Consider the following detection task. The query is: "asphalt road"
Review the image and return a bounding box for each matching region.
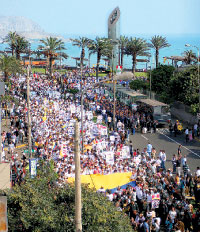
[129,129,200,174]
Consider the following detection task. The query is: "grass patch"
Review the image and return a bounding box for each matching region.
[31,68,67,75]
[135,72,147,78]
[31,68,46,74]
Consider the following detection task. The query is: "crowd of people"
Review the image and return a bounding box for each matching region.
[1,70,200,231]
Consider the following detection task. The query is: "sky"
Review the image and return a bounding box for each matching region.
[0,0,200,37]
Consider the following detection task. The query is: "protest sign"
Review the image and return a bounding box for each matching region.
[29,159,37,178]
[105,151,114,165]
[151,193,160,209]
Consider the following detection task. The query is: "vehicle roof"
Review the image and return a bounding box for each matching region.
[119,89,146,97]
[137,98,168,107]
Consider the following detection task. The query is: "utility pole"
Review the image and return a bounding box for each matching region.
[27,66,32,158]
[112,48,116,130]
[74,121,82,232]
[113,78,116,130]
[80,59,84,154]
[0,82,5,163]
[0,102,2,163]
[59,44,62,69]
[149,66,152,99]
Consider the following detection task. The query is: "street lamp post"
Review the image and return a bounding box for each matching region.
[149,66,152,99]
[185,44,200,113]
[108,39,119,130]
[27,66,32,158]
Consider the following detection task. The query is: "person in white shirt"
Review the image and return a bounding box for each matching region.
[156,157,161,172]
[196,167,200,177]
[160,150,166,170]
[185,127,189,143]
[194,123,198,137]
[169,206,177,223]
[152,218,160,232]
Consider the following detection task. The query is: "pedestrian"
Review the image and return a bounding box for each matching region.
[169,120,173,136]
[176,155,182,176]
[160,150,166,171]
[185,127,189,143]
[193,123,198,137]
[172,154,177,174]
[177,145,182,156]
[174,122,178,137]
[147,142,152,158]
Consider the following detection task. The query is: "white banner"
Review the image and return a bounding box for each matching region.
[105,151,114,165]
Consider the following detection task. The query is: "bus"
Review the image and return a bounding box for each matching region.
[104,83,147,105]
[136,98,171,126]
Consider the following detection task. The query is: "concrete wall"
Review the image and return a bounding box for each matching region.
[0,163,11,190]
[171,101,198,125]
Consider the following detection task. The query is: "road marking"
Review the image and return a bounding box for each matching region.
[158,131,200,158]
[141,135,149,141]
[16,144,27,149]
[4,144,27,151]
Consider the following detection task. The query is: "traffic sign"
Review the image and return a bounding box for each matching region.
[116,65,122,75]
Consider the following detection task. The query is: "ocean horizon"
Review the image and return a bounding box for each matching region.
[1,33,200,69]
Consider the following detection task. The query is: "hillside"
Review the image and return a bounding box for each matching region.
[0,16,53,39]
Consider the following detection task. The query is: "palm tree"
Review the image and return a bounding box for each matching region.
[125,37,150,74]
[119,35,128,67]
[0,55,23,82]
[88,37,113,80]
[3,31,18,56]
[71,37,91,69]
[15,36,29,60]
[39,37,67,77]
[88,50,95,69]
[183,50,197,64]
[149,35,170,68]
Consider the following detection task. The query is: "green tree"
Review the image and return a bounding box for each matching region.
[3,31,18,56]
[5,161,133,232]
[39,37,67,77]
[151,65,175,96]
[183,50,197,64]
[71,37,91,69]
[88,37,113,80]
[169,67,199,113]
[125,37,150,75]
[119,35,128,67]
[148,35,170,68]
[15,35,29,60]
[129,79,148,91]
[0,55,23,82]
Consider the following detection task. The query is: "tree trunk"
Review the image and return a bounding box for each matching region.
[49,56,53,77]
[11,46,15,57]
[96,51,101,81]
[4,71,8,82]
[81,48,85,68]
[156,49,159,68]
[132,53,137,76]
[88,53,91,69]
[118,46,121,66]
[121,49,124,68]
[16,50,20,60]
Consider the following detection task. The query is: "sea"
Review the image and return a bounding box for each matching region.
[0,33,200,69]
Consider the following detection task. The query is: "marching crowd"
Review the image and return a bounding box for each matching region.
[1,70,200,231]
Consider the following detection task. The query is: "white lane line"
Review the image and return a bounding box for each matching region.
[141,135,149,141]
[158,131,200,158]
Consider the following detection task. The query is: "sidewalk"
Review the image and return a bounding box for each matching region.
[2,118,28,160]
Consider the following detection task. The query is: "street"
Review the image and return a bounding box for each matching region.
[130,129,200,173]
